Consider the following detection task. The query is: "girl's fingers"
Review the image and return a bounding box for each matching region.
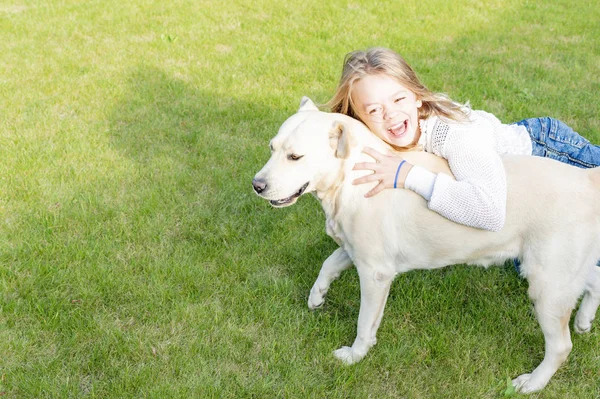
[365,182,386,198]
[353,148,404,196]
[362,147,386,160]
[352,174,378,185]
[352,162,379,171]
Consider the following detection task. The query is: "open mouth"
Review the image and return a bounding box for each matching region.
[269,182,309,207]
[388,120,408,137]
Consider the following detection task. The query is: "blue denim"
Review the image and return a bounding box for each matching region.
[515,117,600,168]
[511,117,600,272]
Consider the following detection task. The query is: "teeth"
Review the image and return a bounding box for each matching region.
[388,121,406,135]
[270,182,309,207]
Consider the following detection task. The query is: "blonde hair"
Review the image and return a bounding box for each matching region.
[327,47,470,124]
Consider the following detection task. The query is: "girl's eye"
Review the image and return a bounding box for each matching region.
[368,107,382,115]
[394,97,405,103]
[288,154,303,161]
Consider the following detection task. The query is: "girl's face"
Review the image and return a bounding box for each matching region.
[351,74,422,148]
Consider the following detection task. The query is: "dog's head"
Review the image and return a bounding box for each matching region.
[252,97,355,207]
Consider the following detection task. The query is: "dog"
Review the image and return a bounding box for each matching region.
[252,97,600,393]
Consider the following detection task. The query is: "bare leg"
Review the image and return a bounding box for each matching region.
[308,247,353,310]
[333,267,394,364]
[575,265,600,333]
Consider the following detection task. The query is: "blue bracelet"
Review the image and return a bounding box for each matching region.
[393,160,406,189]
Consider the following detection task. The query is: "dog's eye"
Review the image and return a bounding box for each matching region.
[288,154,303,161]
[269,143,274,152]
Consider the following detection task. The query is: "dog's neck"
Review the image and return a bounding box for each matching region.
[311,114,401,245]
[313,160,346,215]
[313,152,368,245]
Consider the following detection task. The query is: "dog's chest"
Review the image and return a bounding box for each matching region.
[325,218,346,246]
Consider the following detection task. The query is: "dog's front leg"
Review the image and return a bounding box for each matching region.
[308,247,353,309]
[334,266,394,365]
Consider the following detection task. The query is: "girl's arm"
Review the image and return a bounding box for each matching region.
[406,120,506,231]
[353,117,507,232]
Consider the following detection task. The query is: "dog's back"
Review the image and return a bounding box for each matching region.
[335,121,600,272]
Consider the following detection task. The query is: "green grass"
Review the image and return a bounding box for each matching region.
[1,0,599,397]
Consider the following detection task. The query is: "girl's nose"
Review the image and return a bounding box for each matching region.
[383,107,398,120]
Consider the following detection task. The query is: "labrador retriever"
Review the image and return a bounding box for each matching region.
[252,97,600,393]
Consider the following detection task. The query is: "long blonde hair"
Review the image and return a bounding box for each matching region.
[327,47,469,124]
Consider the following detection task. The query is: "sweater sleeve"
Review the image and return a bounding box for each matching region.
[424,118,507,231]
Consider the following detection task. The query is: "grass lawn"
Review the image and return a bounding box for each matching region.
[1,0,599,397]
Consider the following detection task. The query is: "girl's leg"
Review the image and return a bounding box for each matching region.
[514,117,600,168]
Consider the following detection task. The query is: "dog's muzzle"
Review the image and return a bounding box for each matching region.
[252,179,309,207]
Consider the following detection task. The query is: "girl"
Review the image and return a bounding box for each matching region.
[328,47,600,232]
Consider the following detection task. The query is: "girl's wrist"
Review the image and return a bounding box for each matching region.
[394,162,413,188]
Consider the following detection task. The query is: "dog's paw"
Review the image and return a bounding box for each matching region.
[574,313,594,334]
[307,286,326,310]
[512,373,547,394]
[574,319,592,334]
[333,346,362,365]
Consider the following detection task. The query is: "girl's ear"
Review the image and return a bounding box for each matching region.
[416,99,423,108]
[299,96,319,112]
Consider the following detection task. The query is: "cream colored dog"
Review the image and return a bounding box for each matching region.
[252,97,600,393]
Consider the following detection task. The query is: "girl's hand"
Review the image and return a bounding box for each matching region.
[352,147,413,197]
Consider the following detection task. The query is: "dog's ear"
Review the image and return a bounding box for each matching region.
[298,96,319,112]
[329,122,354,159]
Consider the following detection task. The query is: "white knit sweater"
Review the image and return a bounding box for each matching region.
[404,109,532,231]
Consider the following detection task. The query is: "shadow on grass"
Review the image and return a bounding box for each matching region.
[106,66,337,295]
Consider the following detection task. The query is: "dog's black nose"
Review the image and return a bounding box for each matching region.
[252,178,267,194]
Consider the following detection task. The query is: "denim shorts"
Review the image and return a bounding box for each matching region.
[514,117,600,168]
[511,117,600,271]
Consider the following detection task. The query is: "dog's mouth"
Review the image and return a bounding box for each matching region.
[269,182,309,207]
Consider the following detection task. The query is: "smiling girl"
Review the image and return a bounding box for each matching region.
[328,47,600,231]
